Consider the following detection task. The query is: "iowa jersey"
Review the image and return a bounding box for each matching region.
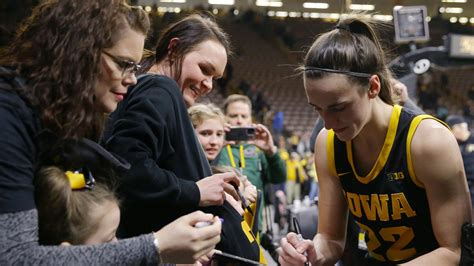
[203,201,268,265]
[327,105,443,263]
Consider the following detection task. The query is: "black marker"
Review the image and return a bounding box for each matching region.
[292,217,309,266]
[232,182,254,215]
[232,167,254,215]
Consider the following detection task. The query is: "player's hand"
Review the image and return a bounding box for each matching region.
[278,232,316,265]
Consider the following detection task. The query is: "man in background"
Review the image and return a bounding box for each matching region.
[218,94,286,233]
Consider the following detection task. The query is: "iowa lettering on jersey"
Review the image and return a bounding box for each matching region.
[344,191,419,262]
[344,191,416,221]
[356,221,417,262]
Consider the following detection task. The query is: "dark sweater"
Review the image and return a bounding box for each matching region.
[0,74,39,213]
[103,74,206,235]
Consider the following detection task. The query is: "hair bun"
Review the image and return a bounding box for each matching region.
[347,20,370,35]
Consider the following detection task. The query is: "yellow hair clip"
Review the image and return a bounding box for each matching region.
[65,171,86,190]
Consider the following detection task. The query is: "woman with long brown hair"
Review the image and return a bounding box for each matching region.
[102,13,274,262]
[0,1,221,264]
[104,13,238,236]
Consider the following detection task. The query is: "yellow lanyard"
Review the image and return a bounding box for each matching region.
[226,144,245,169]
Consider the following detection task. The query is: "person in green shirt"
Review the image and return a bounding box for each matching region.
[217,94,287,232]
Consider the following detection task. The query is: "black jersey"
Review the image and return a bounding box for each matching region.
[327,105,443,263]
[203,202,267,265]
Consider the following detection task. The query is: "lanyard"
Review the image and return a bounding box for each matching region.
[226,144,245,170]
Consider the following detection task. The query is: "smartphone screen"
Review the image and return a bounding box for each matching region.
[225,127,256,141]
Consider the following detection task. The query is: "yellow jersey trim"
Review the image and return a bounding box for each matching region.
[259,246,268,265]
[347,105,402,184]
[406,114,448,188]
[327,130,338,177]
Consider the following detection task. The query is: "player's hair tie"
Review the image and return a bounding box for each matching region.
[334,24,351,32]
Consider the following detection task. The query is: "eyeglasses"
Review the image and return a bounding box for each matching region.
[102,50,141,77]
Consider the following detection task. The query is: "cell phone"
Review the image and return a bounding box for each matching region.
[211,251,263,265]
[225,127,256,141]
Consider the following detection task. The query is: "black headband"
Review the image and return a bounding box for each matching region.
[304,67,372,78]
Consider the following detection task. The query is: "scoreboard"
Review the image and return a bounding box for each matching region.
[393,6,430,43]
[449,34,474,59]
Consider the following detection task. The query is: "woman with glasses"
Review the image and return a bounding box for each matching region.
[277,15,471,265]
[0,0,221,264]
[102,13,268,262]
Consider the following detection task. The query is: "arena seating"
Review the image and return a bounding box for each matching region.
[168,11,474,132]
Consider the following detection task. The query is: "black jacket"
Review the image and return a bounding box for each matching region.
[103,74,262,262]
[103,75,206,235]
